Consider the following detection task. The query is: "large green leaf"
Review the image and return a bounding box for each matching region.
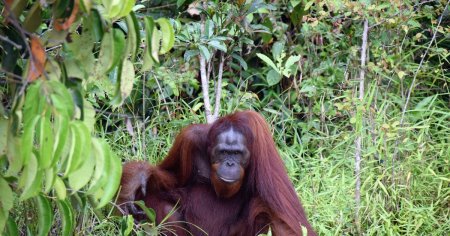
[124,12,140,61]
[68,149,95,192]
[87,138,109,194]
[256,53,278,71]
[156,18,175,54]
[38,115,54,169]
[54,176,67,200]
[96,150,122,208]
[144,17,159,63]
[19,153,41,200]
[266,69,282,86]
[208,40,227,53]
[119,59,135,101]
[96,31,115,74]
[23,1,42,32]
[57,199,74,236]
[0,176,14,213]
[35,195,53,236]
[199,45,211,61]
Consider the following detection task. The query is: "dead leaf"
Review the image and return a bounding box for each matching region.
[53,0,79,31]
[187,1,201,16]
[27,35,46,82]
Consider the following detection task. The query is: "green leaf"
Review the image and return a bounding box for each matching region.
[23,1,42,32]
[142,45,154,71]
[43,167,56,193]
[256,53,278,71]
[65,121,91,176]
[52,114,69,166]
[5,137,22,177]
[124,12,140,60]
[119,59,135,102]
[184,50,199,62]
[0,118,8,156]
[54,176,67,200]
[156,18,175,54]
[0,176,14,212]
[135,201,156,223]
[121,215,134,236]
[49,80,75,118]
[38,115,54,169]
[111,29,127,71]
[414,96,434,110]
[272,41,284,60]
[285,55,301,69]
[5,218,19,236]
[144,17,160,63]
[21,115,40,166]
[207,40,227,52]
[36,195,53,236]
[68,147,95,192]
[117,0,136,19]
[23,80,45,125]
[283,55,301,77]
[198,45,211,61]
[57,199,74,236]
[205,19,214,38]
[96,31,114,74]
[266,69,282,86]
[87,138,109,194]
[19,153,41,200]
[0,210,5,234]
[96,150,122,208]
[231,54,248,70]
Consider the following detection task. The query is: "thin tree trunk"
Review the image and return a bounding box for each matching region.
[355,19,369,234]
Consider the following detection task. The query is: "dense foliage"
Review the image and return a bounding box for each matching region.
[0,0,449,235]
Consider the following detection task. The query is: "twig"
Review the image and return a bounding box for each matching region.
[0,68,24,83]
[213,52,225,119]
[0,34,22,49]
[354,18,369,234]
[152,73,171,120]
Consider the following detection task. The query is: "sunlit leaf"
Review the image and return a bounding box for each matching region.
[87,138,109,194]
[119,59,135,101]
[54,176,67,200]
[96,150,122,208]
[156,18,175,54]
[43,167,56,193]
[117,0,136,19]
[256,53,278,71]
[68,149,95,192]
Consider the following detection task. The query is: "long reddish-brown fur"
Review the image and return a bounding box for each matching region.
[118,110,316,235]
